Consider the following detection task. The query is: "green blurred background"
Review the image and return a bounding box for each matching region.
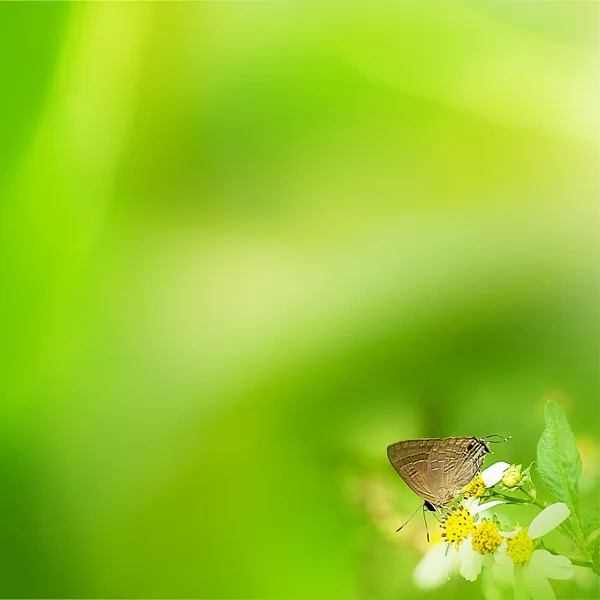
[0,1,598,598]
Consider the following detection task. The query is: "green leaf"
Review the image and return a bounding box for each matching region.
[584,508,600,549]
[536,400,585,548]
[590,544,600,577]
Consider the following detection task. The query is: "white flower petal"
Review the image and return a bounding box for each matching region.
[482,461,510,487]
[528,503,570,539]
[482,564,508,600]
[491,552,515,585]
[523,563,556,600]
[447,543,461,577]
[514,567,531,600]
[530,550,574,581]
[459,537,484,582]
[489,566,514,589]
[462,496,479,512]
[471,500,504,516]
[413,543,452,589]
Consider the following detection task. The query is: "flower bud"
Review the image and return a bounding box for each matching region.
[502,464,523,488]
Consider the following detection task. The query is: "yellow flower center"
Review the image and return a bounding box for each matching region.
[506,528,534,565]
[463,474,485,498]
[502,465,522,488]
[471,519,503,554]
[441,506,475,545]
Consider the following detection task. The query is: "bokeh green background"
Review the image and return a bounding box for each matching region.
[0,1,598,598]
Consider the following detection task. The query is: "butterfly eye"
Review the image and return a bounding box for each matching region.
[466,442,475,452]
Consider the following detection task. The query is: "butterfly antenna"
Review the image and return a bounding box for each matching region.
[396,504,424,533]
[485,434,512,443]
[422,504,430,543]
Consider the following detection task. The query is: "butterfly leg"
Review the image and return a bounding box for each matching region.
[433,504,452,522]
[421,504,430,543]
[431,510,443,524]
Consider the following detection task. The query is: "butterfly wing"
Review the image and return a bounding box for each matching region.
[387,439,440,506]
[388,436,490,508]
[447,436,488,489]
[426,437,489,504]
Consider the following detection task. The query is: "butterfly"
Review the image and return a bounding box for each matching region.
[387,436,492,514]
[387,434,513,538]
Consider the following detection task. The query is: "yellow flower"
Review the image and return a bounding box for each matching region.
[442,506,475,545]
[464,474,485,498]
[421,498,505,584]
[471,519,503,555]
[506,528,534,566]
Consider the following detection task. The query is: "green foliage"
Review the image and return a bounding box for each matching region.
[590,547,600,577]
[536,400,598,572]
[519,463,536,494]
[584,507,600,546]
[537,402,583,542]
[584,508,600,575]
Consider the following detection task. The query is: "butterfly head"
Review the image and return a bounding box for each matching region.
[463,436,491,455]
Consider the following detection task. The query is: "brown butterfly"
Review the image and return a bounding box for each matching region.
[387,436,491,514]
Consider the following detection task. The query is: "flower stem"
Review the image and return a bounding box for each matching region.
[490,491,543,508]
[516,487,546,509]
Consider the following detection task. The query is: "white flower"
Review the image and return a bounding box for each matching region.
[482,461,510,487]
[491,503,574,600]
[462,496,505,516]
[413,540,459,589]
[458,537,486,581]
[456,498,505,582]
[415,496,507,587]
[413,462,510,589]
